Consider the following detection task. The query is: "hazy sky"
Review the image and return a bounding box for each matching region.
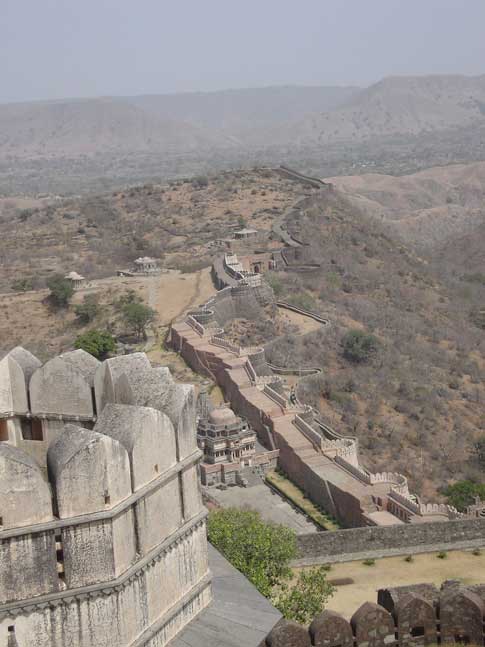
[2,0,485,103]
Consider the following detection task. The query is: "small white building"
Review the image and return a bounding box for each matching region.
[133,257,160,274]
[64,271,87,289]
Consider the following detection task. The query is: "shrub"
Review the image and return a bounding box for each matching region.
[342,329,380,363]
[11,278,33,292]
[207,508,297,598]
[75,329,116,359]
[46,274,74,309]
[437,551,447,559]
[74,294,100,324]
[443,480,485,512]
[273,566,335,625]
[472,548,481,556]
[404,555,414,563]
[362,558,376,566]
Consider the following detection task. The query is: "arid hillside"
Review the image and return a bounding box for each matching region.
[325,161,485,248]
[290,74,485,146]
[261,185,485,499]
[0,168,308,292]
[1,167,484,497]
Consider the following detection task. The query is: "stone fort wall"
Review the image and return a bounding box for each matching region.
[264,581,485,647]
[295,517,485,564]
[0,348,210,647]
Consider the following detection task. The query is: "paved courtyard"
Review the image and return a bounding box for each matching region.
[206,481,318,534]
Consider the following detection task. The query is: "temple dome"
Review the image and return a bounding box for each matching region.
[208,407,238,426]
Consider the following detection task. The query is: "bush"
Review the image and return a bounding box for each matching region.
[437,551,447,559]
[273,566,335,625]
[207,508,297,599]
[442,480,485,512]
[46,274,74,309]
[362,558,376,566]
[342,329,380,363]
[75,329,116,359]
[404,555,414,563]
[11,278,33,292]
[74,294,100,324]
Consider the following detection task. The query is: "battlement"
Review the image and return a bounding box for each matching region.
[0,347,210,647]
[264,581,485,647]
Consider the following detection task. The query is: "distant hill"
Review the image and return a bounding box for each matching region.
[0,98,234,157]
[287,74,485,145]
[0,86,357,158]
[2,75,485,194]
[325,161,485,249]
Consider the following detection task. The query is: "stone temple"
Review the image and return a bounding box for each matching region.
[0,347,210,646]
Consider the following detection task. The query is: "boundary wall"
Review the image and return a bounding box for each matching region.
[170,284,467,530]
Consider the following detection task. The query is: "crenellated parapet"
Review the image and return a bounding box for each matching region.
[264,581,485,647]
[0,347,210,647]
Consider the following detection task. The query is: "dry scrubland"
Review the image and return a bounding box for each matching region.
[0,269,215,364]
[0,168,303,292]
[1,166,484,498]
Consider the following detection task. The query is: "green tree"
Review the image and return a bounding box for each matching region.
[75,294,100,324]
[75,329,116,359]
[443,480,485,512]
[273,566,335,625]
[207,508,297,598]
[122,302,156,340]
[341,329,379,363]
[46,274,74,308]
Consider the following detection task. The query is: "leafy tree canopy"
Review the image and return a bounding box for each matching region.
[75,329,116,360]
[341,329,380,363]
[207,508,334,621]
[121,302,156,340]
[443,480,485,512]
[208,508,296,598]
[46,274,74,309]
[273,565,335,625]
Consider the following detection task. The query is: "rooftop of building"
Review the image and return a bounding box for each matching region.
[134,256,158,264]
[64,271,85,280]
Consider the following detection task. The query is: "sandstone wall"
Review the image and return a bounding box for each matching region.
[296,516,485,564]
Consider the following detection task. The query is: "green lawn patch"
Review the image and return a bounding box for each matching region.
[266,470,340,531]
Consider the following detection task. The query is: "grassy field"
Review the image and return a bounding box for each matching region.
[295,549,485,619]
[265,470,340,531]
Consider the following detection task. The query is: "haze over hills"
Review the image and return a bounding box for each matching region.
[289,74,485,145]
[1,74,485,194]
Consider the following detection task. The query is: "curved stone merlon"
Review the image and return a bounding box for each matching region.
[30,357,95,418]
[0,444,53,528]
[48,425,132,519]
[0,348,211,645]
[0,355,29,414]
